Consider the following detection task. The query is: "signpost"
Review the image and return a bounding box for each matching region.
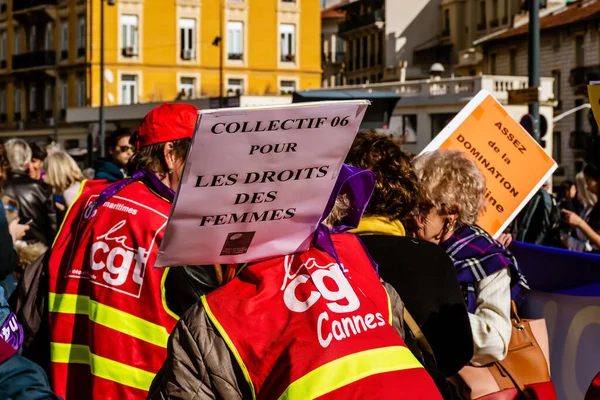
[508,87,539,105]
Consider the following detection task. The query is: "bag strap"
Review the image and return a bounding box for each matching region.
[494,301,534,400]
[403,308,436,362]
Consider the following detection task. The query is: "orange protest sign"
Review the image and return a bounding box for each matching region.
[421,90,557,238]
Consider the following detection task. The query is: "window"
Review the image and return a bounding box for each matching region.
[403,115,418,143]
[29,26,37,52]
[29,85,36,114]
[227,21,243,60]
[0,32,6,62]
[76,75,85,107]
[14,86,22,116]
[179,18,196,60]
[61,20,68,52]
[280,80,296,94]
[280,24,295,62]
[14,28,21,55]
[61,79,68,110]
[490,53,497,75]
[0,88,6,119]
[443,9,450,36]
[361,36,367,68]
[478,1,486,28]
[179,77,196,98]
[552,70,561,107]
[45,23,53,50]
[121,15,139,55]
[44,83,52,111]
[78,15,85,50]
[509,49,516,75]
[227,78,243,95]
[120,75,138,105]
[492,0,498,20]
[575,35,585,67]
[553,131,562,164]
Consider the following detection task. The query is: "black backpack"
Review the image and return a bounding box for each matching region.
[516,190,562,247]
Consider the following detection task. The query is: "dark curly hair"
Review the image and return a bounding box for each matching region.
[345,131,427,221]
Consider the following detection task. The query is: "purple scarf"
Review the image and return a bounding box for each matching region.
[87,169,174,219]
[440,224,529,313]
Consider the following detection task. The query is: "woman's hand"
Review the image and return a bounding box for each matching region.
[497,233,513,248]
[562,209,585,228]
[8,219,29,244]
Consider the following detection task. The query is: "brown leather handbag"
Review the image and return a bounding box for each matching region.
[454,302,557,400]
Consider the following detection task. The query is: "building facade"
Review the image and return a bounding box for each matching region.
[477,0,600,181]
[321,3,346,87]
[1,0,321,144]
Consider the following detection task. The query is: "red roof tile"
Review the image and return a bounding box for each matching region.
[481,0,600,43]
[322,1,348,19]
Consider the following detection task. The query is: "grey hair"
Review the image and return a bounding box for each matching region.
[323,194,351,228]
[4,138,32,172]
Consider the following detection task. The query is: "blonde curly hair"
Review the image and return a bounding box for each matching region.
[413,150,486,227]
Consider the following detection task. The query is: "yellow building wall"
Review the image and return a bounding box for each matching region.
[88,0,321,107]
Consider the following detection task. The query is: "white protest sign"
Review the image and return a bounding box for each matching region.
[155,100,369,267]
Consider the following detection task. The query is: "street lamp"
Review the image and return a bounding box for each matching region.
[212,0,224,108]
[99,0,115,158]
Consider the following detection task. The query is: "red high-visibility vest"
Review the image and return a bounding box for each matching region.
[48,179,178,399]
[204,233,442,399]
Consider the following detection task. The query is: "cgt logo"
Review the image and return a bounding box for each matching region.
[88,220,150,297]
[281,256,360,314]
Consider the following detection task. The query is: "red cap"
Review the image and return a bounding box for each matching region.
[134,103,198,149]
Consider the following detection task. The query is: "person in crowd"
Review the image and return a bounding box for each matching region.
[94,128,133,181]
[47,103,221,399]
[412,150,529,366]
[344,132,473,391]
[576,170,597,214]
[563,163,600,252]
[43,151,84,208]
[148,164,442,400]
[557,180,581,214]
[0,286,59,400]
[2,139,56,246]
[28,143,46,182]
[0,143,8,187]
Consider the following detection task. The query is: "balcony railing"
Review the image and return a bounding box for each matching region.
[490,18,499,28]
[14,0,58,12]
[477,22,486,31]
[502,16,509,25]
[12,50,56,70]
[441,28,450,37]
[306,75,555,106]
[339,9,384,35]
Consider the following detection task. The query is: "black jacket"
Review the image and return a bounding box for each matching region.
[0,206,17,281]
[359,235,474,377]
[2,171,56,246]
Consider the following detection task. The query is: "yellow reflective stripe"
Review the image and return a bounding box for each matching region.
[50,343,155,391]
[48,293,169,348]
[279,346,422,400]
[201,296,257,400]
[386,290,393,325]
[52,179,88,248]
[160,267,180,321]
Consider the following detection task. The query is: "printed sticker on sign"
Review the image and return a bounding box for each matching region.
[281,255,386,348]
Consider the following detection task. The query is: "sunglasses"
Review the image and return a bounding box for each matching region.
[117,145,135,153]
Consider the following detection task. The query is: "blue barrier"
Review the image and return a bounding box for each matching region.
[510,241,600,399]
[510,241,600,295]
